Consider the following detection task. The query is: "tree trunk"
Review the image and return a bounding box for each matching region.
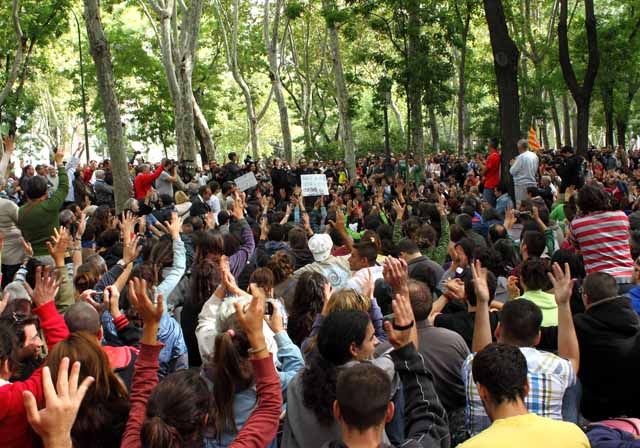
[323,0,356,176]
[0,0,25,109]
[562,92,572,147]
[407,0,424,165]
[549,90,562,148]
[83,0,131,212]
[558,0,599,156]
[602,83,614,148]
[428,106,439,151]
[616,119,627,149]
[264,0,293,163]
[483,0,521,194]
[193,96,216,162]
[389,94,404,138]
[457,9,471,155]
[541,118,550,149]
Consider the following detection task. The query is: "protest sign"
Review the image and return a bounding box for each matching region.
[234,172,258,192]
[301,174,329,196]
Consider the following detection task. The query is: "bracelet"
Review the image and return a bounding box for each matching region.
[248,345,268,355]
[392,320,415,331]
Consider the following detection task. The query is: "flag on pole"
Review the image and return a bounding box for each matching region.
[528,127,541,152]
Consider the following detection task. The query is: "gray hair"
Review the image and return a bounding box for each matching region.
[95,169,105,180]
[59,209,75,227]
[517,139,529,150]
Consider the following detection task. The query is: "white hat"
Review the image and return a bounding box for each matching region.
[308,233,333,262]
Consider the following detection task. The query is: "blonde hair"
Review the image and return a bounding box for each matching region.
[326,289,370,314]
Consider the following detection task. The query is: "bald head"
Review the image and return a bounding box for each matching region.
[64,302,101,335]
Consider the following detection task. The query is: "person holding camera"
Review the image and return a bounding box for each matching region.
[156,159,178,198]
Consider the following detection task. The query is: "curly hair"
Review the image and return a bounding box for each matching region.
[287,272,327,347]
[266,250,294,284]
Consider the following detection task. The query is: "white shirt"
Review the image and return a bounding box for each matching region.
[509,150,539,185]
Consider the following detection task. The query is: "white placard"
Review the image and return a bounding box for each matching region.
[301,174,329,196]
[234,172,258,192]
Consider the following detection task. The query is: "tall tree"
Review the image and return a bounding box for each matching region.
[483,0,520,191]
[214,0,272,160]
[454,0,473,155]
[0,0,25,110]
[558,0,599,155]
[264,0,293,162]
[322,0,356,175]
[141,0,205,166]
[83,0,130,212]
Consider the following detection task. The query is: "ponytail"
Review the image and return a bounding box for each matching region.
[302,352,339,426]
[142,416,183,448]
[210,324,253,437]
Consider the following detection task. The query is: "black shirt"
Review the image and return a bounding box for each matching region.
[434,310,500,350]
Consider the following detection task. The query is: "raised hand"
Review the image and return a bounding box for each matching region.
[392,200,405,221]
[264,300,284,334]
[22,357,94,447]
[204,211,215,230]
[235,284,269,359]
[507,275,521,299]
[75,212,87,240]
[122,235,141,265]
[54,147,65,166]
[24,266,59,308]
[128,278,163,345]
[164,212,183,241]
[548,262,574,306]
[230,196,245,221]
[504,207,516,230]
[102,285,122,319]
[383,256,409,297]
[20,238,33,258]
[46,227,71,265]
[384,291,418,350]
[470,260,491,304]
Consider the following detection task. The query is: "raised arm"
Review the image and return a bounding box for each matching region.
[548,262,580,374]
[229,286,282,448]
[470,260,493,353]
[384,276,449,447]
[121,278,165,448]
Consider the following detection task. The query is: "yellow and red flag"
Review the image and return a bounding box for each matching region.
[528,127,541,152]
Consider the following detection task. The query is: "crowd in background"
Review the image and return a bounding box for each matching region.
[0,133,639,448]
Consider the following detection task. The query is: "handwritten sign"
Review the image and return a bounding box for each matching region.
[234,172,258,192]
[301,174,329,197]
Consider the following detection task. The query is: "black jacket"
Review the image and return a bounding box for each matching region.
[190,196,211,217]
[322,344,451,448]
[539,296,640,420]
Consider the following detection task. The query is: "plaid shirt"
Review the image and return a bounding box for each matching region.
[463,347,576,436]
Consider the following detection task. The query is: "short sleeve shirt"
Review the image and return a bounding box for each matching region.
[463,347,576,436]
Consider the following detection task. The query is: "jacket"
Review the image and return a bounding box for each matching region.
[318,344,450,448]
[203,331,305,448]
[0,301,70,448]
[94,179,115,207]
[18,167,69,256]
[538,296,640,421]
[134,164,163,200]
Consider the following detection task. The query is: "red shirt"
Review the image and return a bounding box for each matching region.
[483,150,501,189]
[133,164,164,200]
[0,301,70,448]
[82,167,94,183]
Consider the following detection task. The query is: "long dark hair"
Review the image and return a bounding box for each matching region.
[287,272,327,346]
[187,231,225,309]
[301,311,369,426]
[207,316,253,438]
[47,332,130,448]
[142,370,211,448]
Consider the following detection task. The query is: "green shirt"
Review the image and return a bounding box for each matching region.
[18,167,69,256]
[517,290,558,327]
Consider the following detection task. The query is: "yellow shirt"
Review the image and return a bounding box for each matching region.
[458,413,589,448]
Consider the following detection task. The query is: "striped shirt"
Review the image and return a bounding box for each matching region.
[463,347,575,436]
[569,211,634,283]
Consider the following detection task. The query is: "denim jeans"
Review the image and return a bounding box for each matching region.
[562,380,582,424]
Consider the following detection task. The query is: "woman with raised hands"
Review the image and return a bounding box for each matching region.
[202,284,304,447]
[0,266,69,448]
[122,278,283,448]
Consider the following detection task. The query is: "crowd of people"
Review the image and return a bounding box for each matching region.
[0,132,639,448]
